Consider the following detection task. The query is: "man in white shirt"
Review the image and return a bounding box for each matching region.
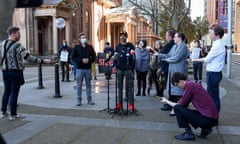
[192,25,225,112]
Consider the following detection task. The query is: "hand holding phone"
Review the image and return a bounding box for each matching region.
[148,48,155,53]
[157,97,167,104]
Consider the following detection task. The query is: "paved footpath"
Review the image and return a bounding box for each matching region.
[1,55,240,144]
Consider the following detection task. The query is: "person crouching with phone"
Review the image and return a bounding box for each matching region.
[159,72,218,141]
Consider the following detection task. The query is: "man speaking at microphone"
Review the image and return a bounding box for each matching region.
[114,31,135,111]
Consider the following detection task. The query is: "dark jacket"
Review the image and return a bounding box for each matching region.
[104,47,114,56]
[160,40,175,73]
[71,44,96,69]
[58,45,72,63]
[104,46,114,61]
[114,42,135,71]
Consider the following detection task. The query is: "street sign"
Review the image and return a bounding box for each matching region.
[97,53,116,74]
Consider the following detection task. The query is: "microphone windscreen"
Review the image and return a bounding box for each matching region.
[130,50,135,55]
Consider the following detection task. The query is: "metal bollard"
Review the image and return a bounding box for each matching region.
[37,63,44,89]
[54,63,62,98]
[0,133,6,144]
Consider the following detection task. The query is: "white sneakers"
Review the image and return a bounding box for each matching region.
[0,112,25,120]
[0,112,8,119]
[9,114,25,121]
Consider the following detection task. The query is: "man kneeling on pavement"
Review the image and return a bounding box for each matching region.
[159,72,218,141]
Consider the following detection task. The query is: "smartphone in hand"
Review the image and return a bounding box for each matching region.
[148,48,155,53]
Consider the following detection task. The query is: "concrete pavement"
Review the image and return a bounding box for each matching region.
[0,55,240,144]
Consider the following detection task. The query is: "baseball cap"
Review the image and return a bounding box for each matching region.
[120,31,128,37]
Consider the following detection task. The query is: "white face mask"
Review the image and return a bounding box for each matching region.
[81,38,88,44]
[139,41,144,48]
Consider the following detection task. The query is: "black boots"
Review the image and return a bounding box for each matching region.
[142,89,146,96]
[147,87,151,95]
[136,90,141,96]
[136,80,146,96]
[136,89,146,96]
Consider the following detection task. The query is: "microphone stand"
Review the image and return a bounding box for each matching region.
[110,53,125,118]
[99,58,113,113]
[126,50,139,116]
[111,51,139,117]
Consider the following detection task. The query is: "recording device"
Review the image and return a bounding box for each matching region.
[148,48,155,54]
[156,97,163,102]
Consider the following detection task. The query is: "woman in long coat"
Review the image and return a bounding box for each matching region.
[155,32,189,115]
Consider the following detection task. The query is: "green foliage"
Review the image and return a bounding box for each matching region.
[128,0,191,40]
[128,0,208,42]
[179,16,196,43]
[193,16,209,40]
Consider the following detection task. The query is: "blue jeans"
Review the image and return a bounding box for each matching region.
[73,62,77,80]
[1,71,22,115]
[206,71,222,112]
[76,69,92,103]
[193,62,203,82]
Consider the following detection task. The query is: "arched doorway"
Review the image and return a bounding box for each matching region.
[37,16,53,55]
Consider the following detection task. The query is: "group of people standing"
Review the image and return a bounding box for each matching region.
[158,24,225,141]
[112,30,189,113]
[0,24,225,142]
[113,24,225,141]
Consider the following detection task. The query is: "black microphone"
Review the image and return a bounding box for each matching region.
[104,58,110,63]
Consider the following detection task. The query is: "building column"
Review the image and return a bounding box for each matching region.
[107,22,111,43]
[52,16,58,54]
[127,23,131,42]
[47,17,53,54]
[33,16,38,55]
[66,20,70,44]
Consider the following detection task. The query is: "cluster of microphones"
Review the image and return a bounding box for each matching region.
[105,50,135,63]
